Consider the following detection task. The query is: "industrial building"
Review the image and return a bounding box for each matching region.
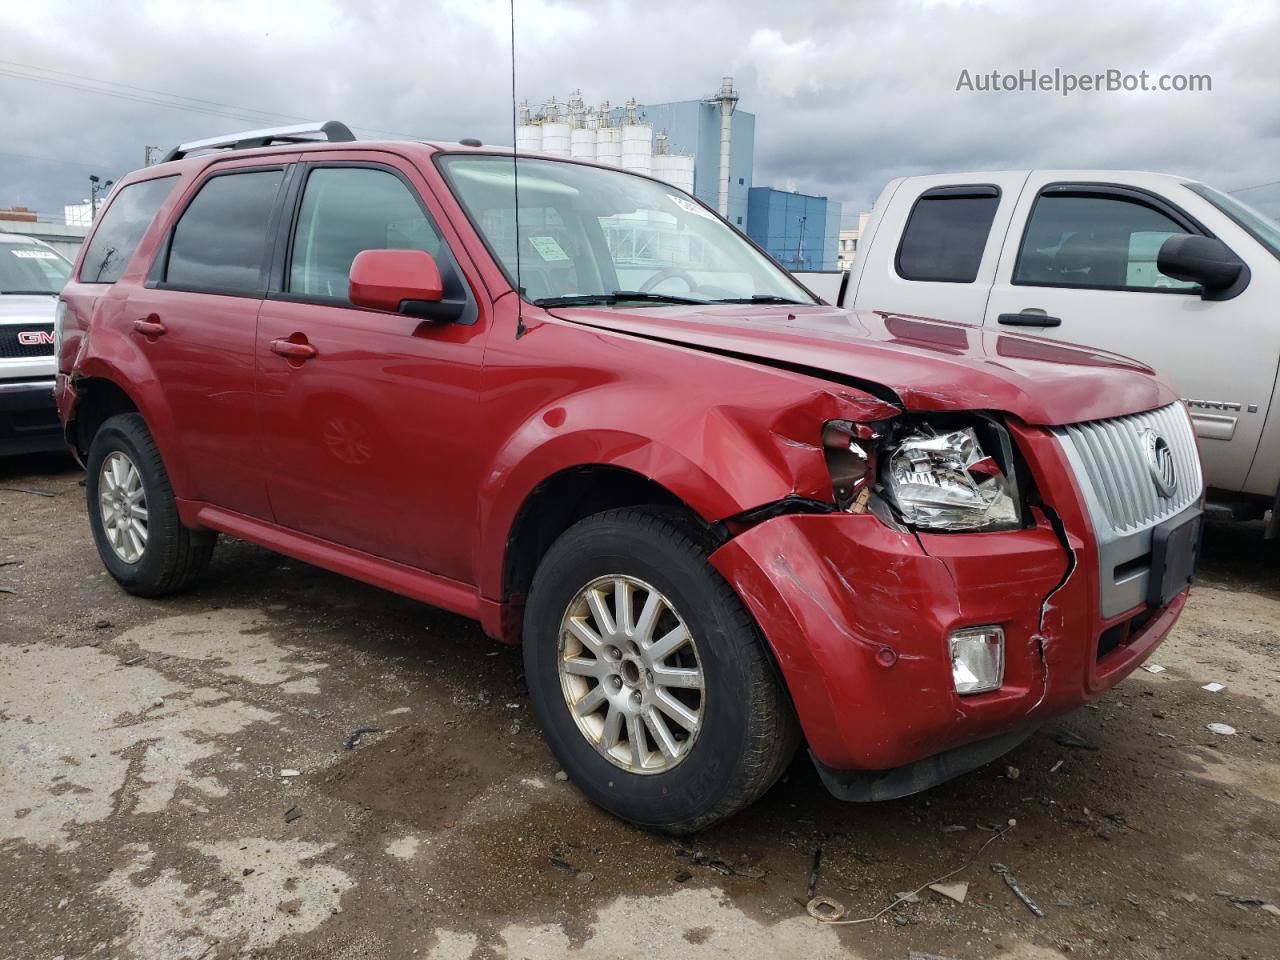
[515,78,840,271]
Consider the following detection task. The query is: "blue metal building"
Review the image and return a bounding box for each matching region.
[745,187,843,272]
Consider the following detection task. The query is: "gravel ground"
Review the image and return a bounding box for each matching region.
[1,452,1278,960]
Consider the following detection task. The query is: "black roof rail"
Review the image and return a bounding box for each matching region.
[162,121,356,163]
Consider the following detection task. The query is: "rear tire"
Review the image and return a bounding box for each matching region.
[523,507,799,833]
[85,413,216,597]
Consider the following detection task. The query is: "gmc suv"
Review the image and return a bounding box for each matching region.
[2,232,71,455]
[56,122,1204,832]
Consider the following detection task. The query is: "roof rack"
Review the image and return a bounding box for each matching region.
[162,120,356,163]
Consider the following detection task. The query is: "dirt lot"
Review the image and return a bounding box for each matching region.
[2,452,1278,960]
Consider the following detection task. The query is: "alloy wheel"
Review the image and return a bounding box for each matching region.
[99,451,149,564]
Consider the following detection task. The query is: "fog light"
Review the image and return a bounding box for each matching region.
[949,626,1005,695]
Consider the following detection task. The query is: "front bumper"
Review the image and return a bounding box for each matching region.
[0,379,63,455]
[708,423,1189,783]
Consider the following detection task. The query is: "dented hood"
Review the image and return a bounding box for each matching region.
[549,304,1175,426]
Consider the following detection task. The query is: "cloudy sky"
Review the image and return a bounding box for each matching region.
[2,0,1277,224]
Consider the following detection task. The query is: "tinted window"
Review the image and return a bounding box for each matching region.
[0,242,71,294]
[289,167,441,299]
[1015,193,1198,290]
[79,176,177,284]
[897,192,999,283]
[166,169,284,293]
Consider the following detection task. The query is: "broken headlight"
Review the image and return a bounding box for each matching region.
[883,425,1021,532]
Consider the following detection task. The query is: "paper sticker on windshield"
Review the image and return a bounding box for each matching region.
[667,194,716,220]
[10,249,58,259]
[528,236,570,261]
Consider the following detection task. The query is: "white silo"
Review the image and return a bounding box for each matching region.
[571,126,596,161]
[516,124,543,152]
[541,120,571,157]
[665,155,696,194]
[621,124,652,175]
[596,125,621,166]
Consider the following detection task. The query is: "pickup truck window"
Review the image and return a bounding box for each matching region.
[0,242,70,294]
[166,168,284,295]
[289,166,443,301]
[78,175,177,285]
[896,188,1000,283]
[439,155,814,306]
[1014,193,1198,291]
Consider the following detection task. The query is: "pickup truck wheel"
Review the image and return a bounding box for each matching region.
[85,413,216,597]
[523,507,799,833]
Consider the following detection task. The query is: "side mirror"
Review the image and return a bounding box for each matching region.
[349,249,444,312]
[1157,235,1245,298]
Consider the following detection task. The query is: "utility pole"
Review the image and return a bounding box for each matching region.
[89,175,114,219]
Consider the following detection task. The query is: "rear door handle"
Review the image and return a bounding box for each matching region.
[997,310,1061,328]
[132,317,167,337]
[270,338,318,360]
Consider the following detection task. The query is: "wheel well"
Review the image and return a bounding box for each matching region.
[71,378,139,456]
[502,466,707,610]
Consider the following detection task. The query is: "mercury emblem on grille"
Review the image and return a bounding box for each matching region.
[1141,428,1177,498]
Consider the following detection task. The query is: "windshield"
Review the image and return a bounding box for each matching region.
[439,155,816,306]
[0,241,72,295]
[1185,182,1280,262]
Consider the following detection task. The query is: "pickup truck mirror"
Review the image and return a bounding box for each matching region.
[1157,235,1245,298]
[349,249,447,314]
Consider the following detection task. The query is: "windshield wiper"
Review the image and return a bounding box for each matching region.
[533,290,709,307]
[711,295,806,305]
[0,290,56,296]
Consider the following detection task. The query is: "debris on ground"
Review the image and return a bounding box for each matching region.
[1215,891,1265,906]
[1201,682,1226,693]
[343,727,383,750]
[1141,664,1166,674]
[1054,730,1099,750]
[808,822,1014,926]
[1206,723,1237,736]
[992,863,1046,917]
[940,824,968,833]
[554,770,569,782]
[549,855,594,883]
[894,891,923,904]
[0,559,23,568]
[283,806,303,823]
[674,847,766,880]
[280,769,301,778]
[1261,903,1280,917]
[806,848,822,901]
[122,656,146,666]
[908,951,961,960]
[1049,760,1064,773]
[673,870,691,883]
[0,485,57,497]
[1004,765,1021,781]
[928,881,968,903]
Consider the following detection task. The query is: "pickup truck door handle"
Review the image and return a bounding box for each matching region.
[997,310,1062,328]
[132,318,167,337]
[270,338,318,360]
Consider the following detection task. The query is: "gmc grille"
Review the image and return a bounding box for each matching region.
[0,323,55,359]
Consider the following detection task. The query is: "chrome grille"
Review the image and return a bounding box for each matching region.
[1056,402,1201,536]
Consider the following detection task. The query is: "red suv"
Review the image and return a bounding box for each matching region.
[55,122,1203,832]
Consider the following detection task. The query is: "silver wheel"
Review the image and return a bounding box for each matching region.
[557,575,705,774]
[99,451,149,564]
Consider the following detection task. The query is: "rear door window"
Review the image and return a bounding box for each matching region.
[896,187,1000,283]
[78,176,177,284]
[288,166,442,300]
[165,169,285,294]
[1014,192,1199,291]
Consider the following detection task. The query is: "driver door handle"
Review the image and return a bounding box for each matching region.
[270,338,318,360]
[133,318,167,337]
[998,309,1061,328]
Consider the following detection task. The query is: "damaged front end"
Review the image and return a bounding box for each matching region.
[708,411,1185,802]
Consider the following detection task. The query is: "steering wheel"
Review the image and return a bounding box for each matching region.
[639,267,699,294]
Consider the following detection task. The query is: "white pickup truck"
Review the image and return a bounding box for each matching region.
[797,170,1280,534]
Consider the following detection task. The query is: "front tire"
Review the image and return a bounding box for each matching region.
[85,413,216,596]
[523,507,799,833]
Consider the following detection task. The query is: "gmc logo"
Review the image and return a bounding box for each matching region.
[17,331,55,346]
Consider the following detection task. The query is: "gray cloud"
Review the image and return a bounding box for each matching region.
[2,0,1277,224]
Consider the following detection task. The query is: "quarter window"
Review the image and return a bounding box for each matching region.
[1015,193,1199,291]
[79,176,177,284]
[166,169,284,293]
[896,189,1000,283]
[289,167,441,300]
